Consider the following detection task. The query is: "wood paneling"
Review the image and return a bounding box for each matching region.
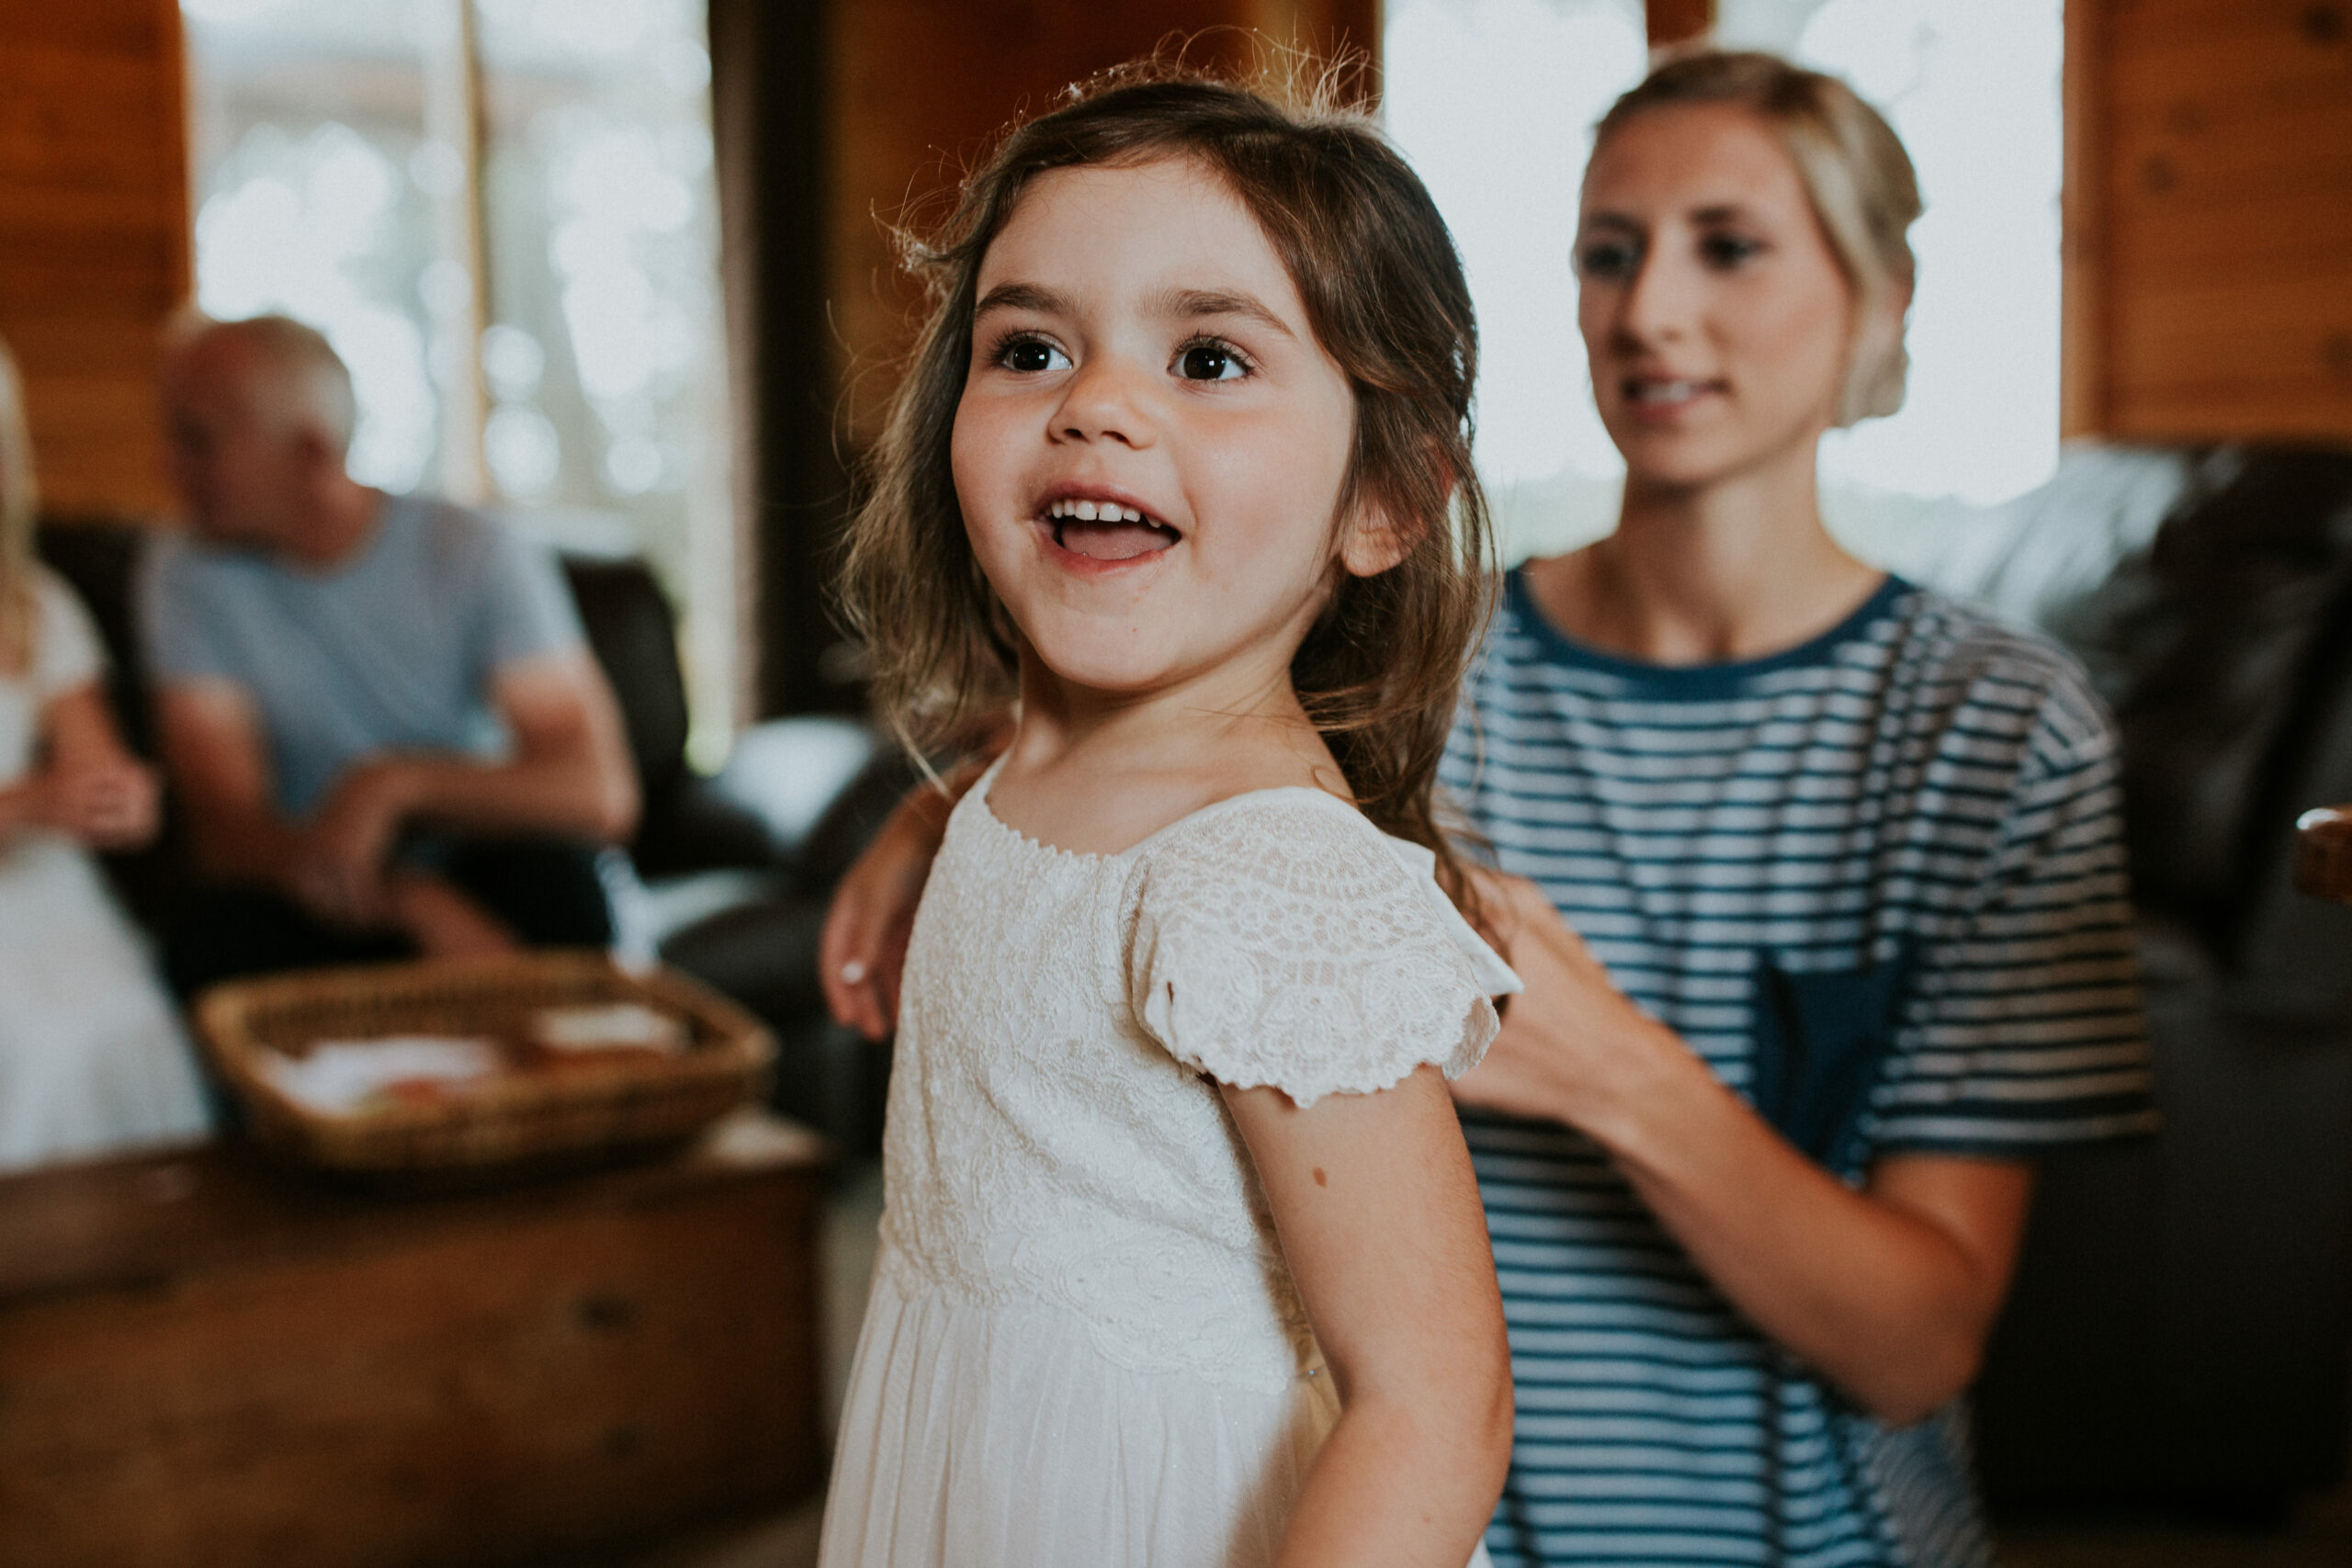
[0,0,188,521]
[827,0,1380,444]
[2066,0,2352,445]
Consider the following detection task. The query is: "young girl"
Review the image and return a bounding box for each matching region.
[817,72,1517,1568]
[0,338,211,1169]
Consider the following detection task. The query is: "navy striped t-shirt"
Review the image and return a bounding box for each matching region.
[1441,572,2157,1568]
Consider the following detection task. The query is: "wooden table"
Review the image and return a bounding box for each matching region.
[0,1111,831,1568]
[2295,805,2352,903]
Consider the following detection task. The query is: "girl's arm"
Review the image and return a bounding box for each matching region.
[1453,874,2030,1427]
[0,683,160,851]
[1222,1066,1514,1568]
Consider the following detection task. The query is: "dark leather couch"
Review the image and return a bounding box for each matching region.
[34,521,910,1153]
[1968,448,2352,1515]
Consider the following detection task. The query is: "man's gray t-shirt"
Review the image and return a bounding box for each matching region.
[140,494,584,818]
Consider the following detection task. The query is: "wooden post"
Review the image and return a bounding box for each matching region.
[421,0,491,505]
[2059,0,2108,439]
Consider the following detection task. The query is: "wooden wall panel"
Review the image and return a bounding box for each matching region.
[2067,0,2352,445]
[0,0,189,521]
[827,0,1380,444]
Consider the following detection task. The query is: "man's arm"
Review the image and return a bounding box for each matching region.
[298,650,639,916]
[154,678,310,891]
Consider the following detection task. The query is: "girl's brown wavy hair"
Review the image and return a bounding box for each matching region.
[837,57,1496,888]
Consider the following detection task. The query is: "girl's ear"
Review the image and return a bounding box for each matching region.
[1340,460,1447,578]
[1340,502,1416,578]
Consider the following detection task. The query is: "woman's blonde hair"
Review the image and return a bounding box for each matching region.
[0,338,38,673]
[1596,50,1922,425]
[839,61,1497,883]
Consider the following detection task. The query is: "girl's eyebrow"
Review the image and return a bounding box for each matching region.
[973,282,1069,319]
[1150,288,1297,341]
[970,281,1297,341]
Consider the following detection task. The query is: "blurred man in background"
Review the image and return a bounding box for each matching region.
[142,314,638,997]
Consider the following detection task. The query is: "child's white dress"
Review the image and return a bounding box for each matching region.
[0,567,209,1170]
[820,767,1517,1568]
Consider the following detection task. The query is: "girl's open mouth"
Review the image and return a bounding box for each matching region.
[1043,497,1181,561]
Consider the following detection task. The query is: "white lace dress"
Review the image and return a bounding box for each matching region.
[819,770,1518,1568]
[0,567,209,1170]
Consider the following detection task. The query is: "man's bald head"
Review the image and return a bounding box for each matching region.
[164,314,358,457]
[160,313,376,556]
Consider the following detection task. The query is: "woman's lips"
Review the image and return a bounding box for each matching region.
[1620,376,1725,418]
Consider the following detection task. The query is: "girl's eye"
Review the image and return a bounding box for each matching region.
[1576,238,1641,281]
[1699,232,1765,270]
[996,334,1070,374]
[1175,341,1250,382]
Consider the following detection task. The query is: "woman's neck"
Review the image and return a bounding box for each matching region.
[1526,446,1882,666]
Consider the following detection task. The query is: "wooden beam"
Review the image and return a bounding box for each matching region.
[1646,0,1713,51]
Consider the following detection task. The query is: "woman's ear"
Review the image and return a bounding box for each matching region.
[1840,276,1914,425]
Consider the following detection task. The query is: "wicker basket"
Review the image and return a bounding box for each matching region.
[194,951,775,1177]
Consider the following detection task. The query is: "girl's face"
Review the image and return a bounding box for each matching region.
[952,157,1383,705]
[1575,103,1877,491]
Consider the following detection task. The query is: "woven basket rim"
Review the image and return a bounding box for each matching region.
[193,952,775,1168]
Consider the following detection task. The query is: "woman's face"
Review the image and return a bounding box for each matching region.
[1575,103,1863,492]
[951,156,1374,702]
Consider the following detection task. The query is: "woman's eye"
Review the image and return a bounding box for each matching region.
[1577,239,1640,280]
[1176,342,1248,382]
[998,336,1070,374]
[1699,232,1765,270]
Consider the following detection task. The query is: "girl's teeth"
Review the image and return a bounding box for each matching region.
[1047,500,1148,523]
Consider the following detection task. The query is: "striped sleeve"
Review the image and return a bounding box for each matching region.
[1868,666,2159,1153]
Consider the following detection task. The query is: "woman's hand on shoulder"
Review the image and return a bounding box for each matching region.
[1221,1066,1513,1567]
[820,749,998,1041]
[1451,869,1694,1143]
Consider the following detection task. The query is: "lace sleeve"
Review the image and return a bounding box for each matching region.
[1125,792,1515,1108]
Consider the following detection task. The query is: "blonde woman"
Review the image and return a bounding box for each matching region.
[0,339,209,1168]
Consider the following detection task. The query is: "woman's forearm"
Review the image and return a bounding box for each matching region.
[1584,1035,2029,1425]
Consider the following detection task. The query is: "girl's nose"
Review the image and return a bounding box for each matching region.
[1052,353,1155,448]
